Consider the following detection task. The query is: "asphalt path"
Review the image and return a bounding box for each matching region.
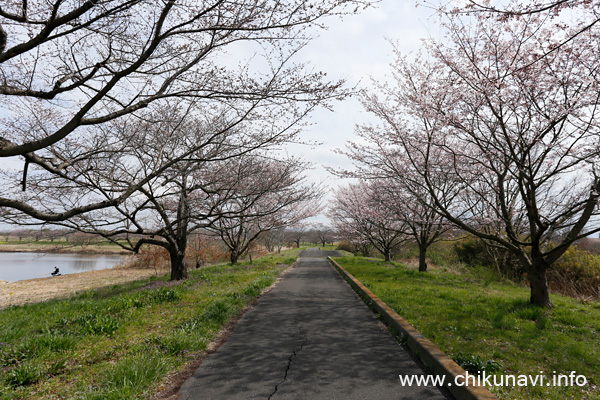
[178,248,449,399]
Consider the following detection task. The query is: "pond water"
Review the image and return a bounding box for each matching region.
[0,252,126,282]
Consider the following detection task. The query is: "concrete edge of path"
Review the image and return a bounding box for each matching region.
[328,257,497,400]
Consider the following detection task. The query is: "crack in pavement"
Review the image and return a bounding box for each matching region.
[267,324,308,400]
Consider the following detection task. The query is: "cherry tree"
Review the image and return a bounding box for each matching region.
[447,0,600,49]
[206,156,322,264]
[2,101,316,279]
[0,0,369,220]
[362,13,600,307]
[329,181,407,261]
[260,228,287,253]
[373,180,449,271]
[286,223,309,248]
[337,124,452,271]
[311,223,336,247]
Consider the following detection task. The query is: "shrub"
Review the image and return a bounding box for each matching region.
[393,242,419,260]
[336,240,372,257]
[425,240,459,267]
[453,236,491,266]
[186,235,229,268]
[453,235,523,279]
[127,246,170,272]
[454,236,600,300]
[548,246,600,300]
[335,240,354,253]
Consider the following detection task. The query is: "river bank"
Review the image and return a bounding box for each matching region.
[0,260,169,309]
[0,243,130,255]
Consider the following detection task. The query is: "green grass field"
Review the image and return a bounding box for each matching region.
[335,256,600,400]
[0,252,297,399]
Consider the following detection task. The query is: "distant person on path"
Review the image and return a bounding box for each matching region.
[51,267,60,276]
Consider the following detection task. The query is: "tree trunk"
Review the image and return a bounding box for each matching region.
[418,244,428,272]
[528,260,552,307]
[170,249,188,280]
[295,239,300,248]
[383,249,391,262]
[230,249,239,264]
[360,244,370,257]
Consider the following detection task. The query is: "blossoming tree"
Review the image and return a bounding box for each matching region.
[329,181,407,261]
[359,13,600,307]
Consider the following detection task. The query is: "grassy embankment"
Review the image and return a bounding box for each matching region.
[0,249,300,399]
[335,255,600,400]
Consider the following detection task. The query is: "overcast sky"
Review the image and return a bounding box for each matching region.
[285,0,442,222]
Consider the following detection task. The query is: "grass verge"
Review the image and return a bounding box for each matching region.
[334,256,600,400]
[0,252,297,399]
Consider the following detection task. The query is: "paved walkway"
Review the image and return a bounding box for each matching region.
[178,249,449,399]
